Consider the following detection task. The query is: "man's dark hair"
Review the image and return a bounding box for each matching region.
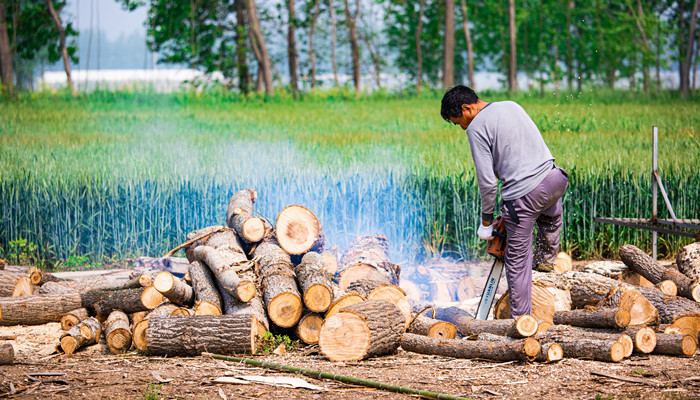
[440,85,479,121]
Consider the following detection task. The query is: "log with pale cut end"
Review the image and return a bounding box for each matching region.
[653,333,697,357]
[0,292,82,326]
[132,303,181,352]
[552,252,572,273]
[105,310,132,354]
[337,235,400,290]
[625,326,657,354]
[541,325,634,358]
[129,311,148,330]
[677,242,700,280]
[59,325,90,354]
[321,248,339,276]
[297,312,323,344]
[494,282,571,322]
[188,261,222,315]
[153,271,194,307]
[655,280,678,296]
[537,320,553,333]
[533,333,625,362]
[320,300,405,362]
[138,273,155,287]
[665,315,700,339]
[142,314,261,356]
[93,287,150,317]
[79,317,102,341]
[141,285,164,310]
[295,252,333,313]
[60,308,89,331]
[432,306,474,335]
[463,315,539,338]
[634,286,700,324]
[536,342,564,362]
[219,282,269,331]
[275,205,325,255]
[0,271,25,297]
[0,343,13,365]
[193,245,255,303]
[402,333,540,361]
[12,275,33,296]
[253,239,303,328]
[553,307,630,329]
[662,324,684,334]
[532,270,625,309]
[225,189,268,244]
[367,284,412,329]
[407,314,457,339]
[598,286,659,327]
[325,286,365,319]
[28,268,64,286]
[620,244,700,302]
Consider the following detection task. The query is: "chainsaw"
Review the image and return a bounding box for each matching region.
[475,215,507,320]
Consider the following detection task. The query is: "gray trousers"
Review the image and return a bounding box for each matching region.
[500,165,569,318]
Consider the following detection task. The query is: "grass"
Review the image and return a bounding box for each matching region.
[0,88,698,264]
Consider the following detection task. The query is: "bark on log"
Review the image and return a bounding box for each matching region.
[634,286,700,324]
[346,278,384,298]
[153,271,194,307]
[553,307,630,329]
[188,261,222,315]
[677,242,700,280]
[535,342,564,362]
[461,315,539,338]
[432,306,474,335]
[620,244,700,301]
[0,292,82,326]
[225,189,268,244]
[325,285,364,319]
[275,205,325,255]
[219,281,269,331]
[59,325,90,354]
[0,342,13,365]
[183,225,228,261]
[401,333,540,361]
[142,314,262,356]
[0,271,24,297]
[337,235,400,290]
[533,333,625,362]
[494,283,571,322]
[104,310,132,354]
[294,252,333,313]
[193,245,255,303]
[653,333,697,357]
[252,239,302,328]
[625,326,657,354]
[367,284,412,329]
[320,300,404,362]
[664,314,700,339]
[79,317,102,341]
[132,303,180,352]
[93,287,150,317]
[540,325,634,357]
[532,271,624,309]
[12,276,33,296]
[296,312,323,345]
[407,314,457,339]
[129,311,148,331]
[28,268,64,286]
[597,286,659,327]
[60,308,89,331]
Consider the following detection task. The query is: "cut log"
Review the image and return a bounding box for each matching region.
[275,205,325,255]
[494,283,571,322]
[252,239,303,328]
[455,276,477,302]
[407,314,457,339]
[104,310,132,354]
[367,285,412,329]
[0,271,25,297]
[0,292,82,326]
[93,287,150,317]
[402,333,540,361]
[653,333,697,357]
[38,281,80,295]
[677,242,700,280]
[620,244,700,302]
[319,300,404,362]
[662,324,684,334]
[129,311,148,330]
[0,343,13,365]
[553,307,630,329]
[28,268,64,286]
[597,286,659,327]
[153,271,194,307]
[296,312,323,345]
[188,261,222,315]
[532,271,625,309]
[225,189,268,244]
[552,252,573,273]
[142,314,262,356]
[59,325,91,354]
[665,315,700,340]
[625,326,657,354]
[137,273,155,287]
[219,282,269,331]
[294,252,333,313]
[346,278,385,298]
[634,286,700,324]
[193,245,255,303]
[60,308,89,331]
[337,235,400,290]
[321,248,339,276]
[132,303,180,352]
[533,333,625,362]
[655,280,678,296]
[461,315,538,338]
[325,286,364,319]
[536,342,564,362]
[432,306,474,335]
[79,317,103,341]
[541,325,634,358]
[12,276,34,296]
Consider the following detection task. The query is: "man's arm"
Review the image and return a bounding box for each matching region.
[467,129,498,224]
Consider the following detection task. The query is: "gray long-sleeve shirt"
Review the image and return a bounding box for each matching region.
[466,101,554,220]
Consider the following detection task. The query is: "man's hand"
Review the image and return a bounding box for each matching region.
[477,222,494,240]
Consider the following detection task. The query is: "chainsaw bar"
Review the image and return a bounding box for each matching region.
[475,258,505,320]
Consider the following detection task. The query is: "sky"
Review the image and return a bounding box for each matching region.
[66,0,147,42]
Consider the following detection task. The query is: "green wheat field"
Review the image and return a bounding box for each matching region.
[1,89,698,267]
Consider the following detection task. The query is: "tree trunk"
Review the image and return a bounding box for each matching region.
[320,300,404,361]
[337,235,400,290]
[252,239,302,328]
[143,314,262,356]
[676,242,700,280]
[532,271,625,309]
[620,244,700,301]
[443,0,455,89]
[360,24,382,89]
[553,307,630,329]
[295,252,333,313]
[416,0,425,94]
[343,0,361,95]
[460,0,475,89]
[46,0,75,95]
[287,0,299,94]
[297,311,323,344]
[0,2,12,97]
[597,286,659,327]
[308,0,321,90]
[402,333,540,361]
[133,303,181,352]
[460,315,538,338]
[680,0,700,98]
[188,261,223,315]
[653,333,697,357]
[193,245,255,303]
[105,310,132,354]
[153,271,194,307]
[328,0,340,87]
[0,293,82,326]
[655,280,678,296]
[540,325,634,357]
[275,205,324,255]
[60,308,89,331]
[634,286,700,325]
[246,0,274,95]
[508,0,517,93]
[235,0,249,94]
[407,314,457,339]
[93,287,155,317]
[0,343,13,365]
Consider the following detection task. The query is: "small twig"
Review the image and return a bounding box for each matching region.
[163,226,226,257]
[439,360,517,370]
[590,371,662,387]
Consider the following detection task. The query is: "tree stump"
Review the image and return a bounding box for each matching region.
[620,244,700,302]
[553,307,630,329]
[225,189,268,244]
[296,312,323,345]
[105,310,132,354]
[677,242,700,280]
[401,333,540,361]
[0,293,83,326]
[193,245,255,303]
[319,300,404,362]
[275,205,325,255]
[294,252,333,313]
[653,333,696,357]
[337,235,400,290]
[60,308,89,331]
[0,343,13,365]
[252,239,302,328]
[153,271,194,307]
[188,261,222,315]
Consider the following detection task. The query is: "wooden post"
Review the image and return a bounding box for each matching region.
[652,126,658,260]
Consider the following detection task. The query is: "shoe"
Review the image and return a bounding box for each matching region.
[533,262,554,272]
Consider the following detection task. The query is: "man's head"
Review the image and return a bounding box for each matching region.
[441,85,480,130]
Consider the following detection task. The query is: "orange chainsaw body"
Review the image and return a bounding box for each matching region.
[486,216,507,258]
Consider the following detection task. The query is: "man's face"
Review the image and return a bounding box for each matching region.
[448,103,478,131]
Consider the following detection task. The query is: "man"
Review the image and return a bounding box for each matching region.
[440,85,569,318]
